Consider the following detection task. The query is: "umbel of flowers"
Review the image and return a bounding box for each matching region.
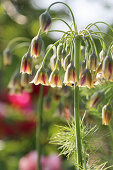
[4,1,113,170]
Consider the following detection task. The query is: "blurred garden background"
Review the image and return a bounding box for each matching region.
[0,0,113,170]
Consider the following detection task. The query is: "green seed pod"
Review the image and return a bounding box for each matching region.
[89,52,97,71]
[39,10,51,33]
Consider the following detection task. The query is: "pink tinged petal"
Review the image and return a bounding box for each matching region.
[80,75,86,86]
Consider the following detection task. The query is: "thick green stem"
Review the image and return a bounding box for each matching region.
[36,85,43,170]
[74,37,82,169]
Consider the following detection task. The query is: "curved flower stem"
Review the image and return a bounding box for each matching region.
[52,18,73,32]
[11,42,30,52]
[74,37,82,169]
[36,85,43,170]
[7,37,30,49]
[48,1,77,32]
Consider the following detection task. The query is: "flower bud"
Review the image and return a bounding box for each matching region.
[63,54,71,70]
[20,52,32,74]
[8,72,22,94]
[102,56,113,81]
[89,52,97,71]
[63,62,76,87]
[49,69,62,88]
[31,35,43,58]
[39,11,51,33]
[21,73,31,87]
[90,91,104,108]
[79,69,92,88]
[57,43,63,60]
[3,48,12,66]
[102,104,112,125]
[30,67,49,86]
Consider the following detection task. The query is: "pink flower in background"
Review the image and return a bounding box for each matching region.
[19,151,37,170]
[8,91,31,108]
[19,151,62,170]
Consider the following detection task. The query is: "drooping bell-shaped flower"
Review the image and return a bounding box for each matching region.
[21,73,31,87]
[102,56,113,81]
[31,67,49,86]
[63,62,77,87]
[50,55,57,71]
[20,52,32,74]
[8,72,22,94]
[57,43,63,60]
[3,48,12,66]
[63,54,71,70]
[39,10,51,33]
[49,69,62,88]
[61,49,66,68]
[79,69,92,88]
[102,104,112,125]
[31,35,43,58]
[90,91,104,108]
[89,52,97,71]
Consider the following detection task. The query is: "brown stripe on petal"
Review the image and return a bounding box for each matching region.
[41,73,46,84]
[24,60,28,72]
[92,96,100,107]
[80,75,86,86]
[44,19,51,32]
[34,43,38,56]
[54,75,58,86]
[108,62,112,75]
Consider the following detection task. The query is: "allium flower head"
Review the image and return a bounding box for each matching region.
[102,56,113,81]
[102,104,112,126]
[39,11,51,33]
[89,52,97,71]
[3,48,12,66]
[20,52,32,74]
[90,91,104,108]
[49,69,62,88]
[31,35,43,58]
[79,69,92,88]
[31,67,49,86]
[63,62,76,87]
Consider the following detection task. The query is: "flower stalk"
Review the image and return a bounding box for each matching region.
[36,85,43,170]
[74,37,82,169]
